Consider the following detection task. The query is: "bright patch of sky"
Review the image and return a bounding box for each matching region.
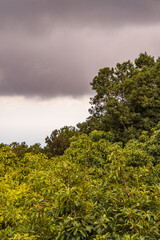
[0,96,90,146]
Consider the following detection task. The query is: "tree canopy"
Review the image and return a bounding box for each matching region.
[45,126,79,157]
[78,52,160,142]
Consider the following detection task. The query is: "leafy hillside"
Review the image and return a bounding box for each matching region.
[1,127,160,239]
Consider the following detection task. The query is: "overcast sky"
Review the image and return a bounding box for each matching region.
[1,0,160,145]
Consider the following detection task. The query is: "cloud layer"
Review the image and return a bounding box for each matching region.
[0,0,160,98]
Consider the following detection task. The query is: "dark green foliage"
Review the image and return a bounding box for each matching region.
[143,123,160,165]
[28,143,44,155]
[10,142,43,159]
[10,142,29,159]
[0,143,7,148]
[44,126,80,157]
[78,52,160,143]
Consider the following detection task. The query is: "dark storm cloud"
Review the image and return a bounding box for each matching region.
[0,0,160,98]
[1,0,160,29]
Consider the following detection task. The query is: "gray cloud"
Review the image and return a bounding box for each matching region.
[1,0,160,29]
[0,0,160,98]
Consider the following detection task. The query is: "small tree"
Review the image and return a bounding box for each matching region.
[10,142,29,159]
[44,126,79,157]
